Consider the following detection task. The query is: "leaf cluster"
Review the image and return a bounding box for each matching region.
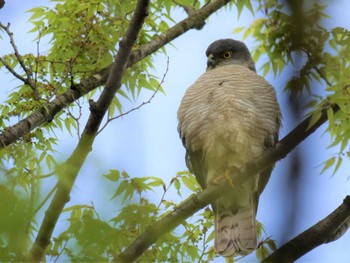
[238,1,350,176]
[44,170,220,262]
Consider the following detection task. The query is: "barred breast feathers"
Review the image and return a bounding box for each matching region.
[178,64,281,153]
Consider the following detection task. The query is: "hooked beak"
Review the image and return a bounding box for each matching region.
[207,53,217,70]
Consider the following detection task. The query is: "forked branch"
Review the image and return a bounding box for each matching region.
[0,22,38,99]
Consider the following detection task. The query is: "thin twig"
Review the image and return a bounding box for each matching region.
[98,56,169,134]
[90,201,101,220]
[35,170,56,179]
[156,179,172,211]
[301,46,333,87]
[314,66,332,87]
[34,29,43,91]
[0,56,27,82]
[0,22,38,99]
[33,183,58,216]
[53,237,70,263]
[66,98,83,139]
[26,169,37,247]
[198,229,208,262]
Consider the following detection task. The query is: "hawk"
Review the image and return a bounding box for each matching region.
[177,39,281,257]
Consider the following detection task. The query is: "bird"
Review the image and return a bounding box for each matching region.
[177,39,281,257]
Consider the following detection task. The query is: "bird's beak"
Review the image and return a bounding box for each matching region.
[207,54,217,70]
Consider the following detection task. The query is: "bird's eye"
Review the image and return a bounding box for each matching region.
[223,51,233,59]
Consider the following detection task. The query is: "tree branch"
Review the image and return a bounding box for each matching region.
[0,22,38,99]
[0,56,27,83]
[98,56,169,134]
[113,104,339,262]
[28,0,150,261]
[0,0,232,149]
[262,196,350,262]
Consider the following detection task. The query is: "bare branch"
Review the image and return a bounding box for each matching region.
[262,196,350,262]
[28,0,150,261]
[0,0,232,149]
[0,56,27,82]
[0,22,38,99]
[98,56,169,134]
[113,103,339,262]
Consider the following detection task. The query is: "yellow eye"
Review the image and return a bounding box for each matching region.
[223,51,232,59]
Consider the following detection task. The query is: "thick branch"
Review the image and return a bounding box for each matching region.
[28,0,150,261]
[114,104,339,262]
[262,196,350,262]
[0,0,232,149]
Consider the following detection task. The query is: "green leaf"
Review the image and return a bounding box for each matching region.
[244,1,255,16]
[266,238,277,251]
[103,170,120,182]
[206,230,214,244]
[332,157,342,176]
[147,176,165,188]
[64,117,74,136]
[173,178,181,197]
[63,204,90,213]
[111,180,131,201]
[26,7,46,20]
[307,110,322,130]
[121,170,130,179]
[233,26,245,34]
[182,174,200,193]
[340,139,348,153]
[45,154,56,170]
[262,62,270,77]
[321,156,336,174]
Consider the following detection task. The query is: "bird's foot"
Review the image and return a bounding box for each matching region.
[224,169,235,188]
[208,168,238,188]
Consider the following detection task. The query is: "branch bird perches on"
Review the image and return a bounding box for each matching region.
[114,104,347,262]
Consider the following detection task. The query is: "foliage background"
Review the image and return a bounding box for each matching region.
[0,0,350,262]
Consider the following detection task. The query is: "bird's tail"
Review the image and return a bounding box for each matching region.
[214,198,257,257]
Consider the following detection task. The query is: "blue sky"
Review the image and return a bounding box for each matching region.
[1,1,350,262]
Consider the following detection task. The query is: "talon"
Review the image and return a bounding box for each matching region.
[225,169,235,188]
[210,175,225,185]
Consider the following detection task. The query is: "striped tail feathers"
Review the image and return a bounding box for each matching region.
[214,200,257,257]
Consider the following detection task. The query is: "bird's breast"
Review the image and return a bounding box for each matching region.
[177,65,279,161]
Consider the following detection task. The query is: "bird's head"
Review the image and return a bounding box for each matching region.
[206,39,256,72]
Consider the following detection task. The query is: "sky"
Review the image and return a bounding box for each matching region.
[1,0,350,262]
